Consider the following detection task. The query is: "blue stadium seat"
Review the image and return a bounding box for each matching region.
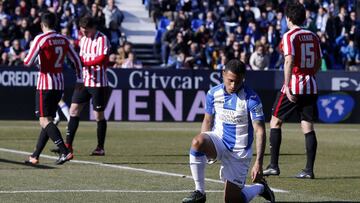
[191,19,204,32]
[158,17,170,30]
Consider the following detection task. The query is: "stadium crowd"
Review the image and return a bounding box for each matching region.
[0,0,145,68]
[0,0,359,71]
[149,0,360,71]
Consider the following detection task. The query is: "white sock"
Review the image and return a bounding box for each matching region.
[241,184,264,202]
[54,111,60,123]
[60,103,70,121]
[189,149,207,194]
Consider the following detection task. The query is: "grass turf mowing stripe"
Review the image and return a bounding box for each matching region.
[0,147,289,193]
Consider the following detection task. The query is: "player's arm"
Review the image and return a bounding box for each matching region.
[201,90,215,132]
[201,113,213,132]
[23,38,40,66]
[66,43,83,83]
[251,120,266,182]
[284,55,297,102]
[248,93,266,182]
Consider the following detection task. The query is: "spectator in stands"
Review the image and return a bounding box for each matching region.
[213,23,227,46]
[20,30,32,50]
[185,42,207,69]
[8,39,24,66]
[103,0,124,30]
[249,44,269,71]
[316,6,328,33]
[342,39,360,71]
[241,34,254,56]
[161,21,176,67]
[1,52,9,66]
[107,20,124,53]
[224,0,240,32]
[122,52,143,68]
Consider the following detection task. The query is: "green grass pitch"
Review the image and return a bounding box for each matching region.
[0,121,359,202]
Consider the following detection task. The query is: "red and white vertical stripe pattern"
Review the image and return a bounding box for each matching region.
[281,28,322,95]
[79,31,109,87]
[24,31,82,90]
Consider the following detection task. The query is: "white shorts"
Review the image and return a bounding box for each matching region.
[206,131,252,188]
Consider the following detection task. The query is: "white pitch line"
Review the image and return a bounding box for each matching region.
[0,147,289,193]
[0,190,223,194]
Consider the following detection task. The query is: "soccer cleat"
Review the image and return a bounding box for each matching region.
[55,152,73,165]
[263,165,280,176]
[182,190,206,203]
[295,169,315,179]
[24,156,39,165]
[258,178,275,203]
[90,147,105,156]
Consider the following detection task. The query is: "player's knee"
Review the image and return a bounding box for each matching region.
[270,116,282,128]
[191,134,206,150]
[69,105,80,116]
[94,111,105,121]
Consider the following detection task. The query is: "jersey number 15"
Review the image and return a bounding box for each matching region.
[300,43,314,68]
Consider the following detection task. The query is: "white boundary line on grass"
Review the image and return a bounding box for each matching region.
[0,190,223,194]
[0,147,289,193]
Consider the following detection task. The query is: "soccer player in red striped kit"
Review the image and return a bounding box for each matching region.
[263,1,322,179]
[56,15,110,156]
[24,12,82,165]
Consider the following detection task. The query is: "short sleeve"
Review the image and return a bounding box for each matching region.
[247,92,265,121]
[205,90,215,115]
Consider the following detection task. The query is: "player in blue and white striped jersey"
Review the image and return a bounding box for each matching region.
[182,60,275,203]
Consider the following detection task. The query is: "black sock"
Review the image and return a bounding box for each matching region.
[45,122,68,154]
[32,128,49,158]
[66,116,80,145]
[270,128,282,167]
[97,119,107,149]
[305,131,317,172]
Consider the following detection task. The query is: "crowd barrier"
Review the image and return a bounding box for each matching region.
[1,66,359,123]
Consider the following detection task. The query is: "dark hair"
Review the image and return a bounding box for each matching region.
[285,1,306,26]
[41,12,56,29]
[79,15,96,28]
[224,59,246,76]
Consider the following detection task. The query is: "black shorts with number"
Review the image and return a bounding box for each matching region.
[72,87,109,112]
[35,90,63,118]
[272,92,318,122]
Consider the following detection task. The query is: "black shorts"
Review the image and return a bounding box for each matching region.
[35,90,63,118]
[71,86,109,112]
[272,92,318,122]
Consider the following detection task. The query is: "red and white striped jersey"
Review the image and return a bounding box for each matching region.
[24,30,82,90]
[79,31,110,87]
[280,28,322,95]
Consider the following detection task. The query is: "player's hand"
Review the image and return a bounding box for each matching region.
[251,162,263,183]
[285,87,297,103]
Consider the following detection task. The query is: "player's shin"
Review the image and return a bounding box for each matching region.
[189,149,207,194]
[269,128,282,167]
[97,119,107,149]
[66,116,80,145]
[45,122,69,154]
[305,131,317,172]
[32,129,49,158]
[241,184,264,202]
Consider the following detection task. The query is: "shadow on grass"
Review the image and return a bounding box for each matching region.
[0,158,56,169]
[263,153,304,156]
[315,176,360,180]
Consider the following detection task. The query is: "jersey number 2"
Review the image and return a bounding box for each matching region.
[54,46,63,68]
[300,43,314,68]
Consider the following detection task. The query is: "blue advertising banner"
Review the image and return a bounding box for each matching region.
[1,66,360,123]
